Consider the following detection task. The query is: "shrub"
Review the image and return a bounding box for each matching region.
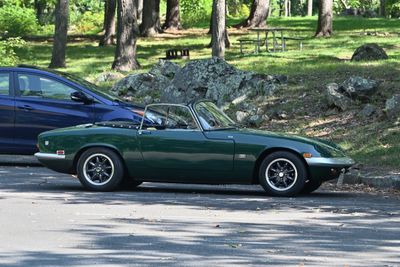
[181,0,212,27]
[0,37,26,66]
[71,11,104,34]
[0,5,38,37]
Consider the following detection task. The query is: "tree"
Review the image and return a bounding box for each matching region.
[208,0,230,48]
[49,0,69,68]
[315,0,333,37]
[140,0,162,37]
[234,0,270,28]
[380,0,386,17]
[112,0,140,71]
[307,0,313,16]
[163,0,182,30]
[136,0,143,23]
[212,0,226,58]
[99,0,116,46]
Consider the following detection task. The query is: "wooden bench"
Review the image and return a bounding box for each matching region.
[238,38,262,54]
[282,37,305,51]
[165,48,190,60]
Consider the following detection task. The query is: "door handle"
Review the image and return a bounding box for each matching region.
[139,130,152,135]
[18,105,34,111]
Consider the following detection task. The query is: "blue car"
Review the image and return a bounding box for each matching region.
[0,65,143,155]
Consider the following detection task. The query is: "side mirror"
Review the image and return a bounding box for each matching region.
[71,91,93,104]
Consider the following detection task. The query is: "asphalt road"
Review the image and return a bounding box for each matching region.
[0,166,399,267]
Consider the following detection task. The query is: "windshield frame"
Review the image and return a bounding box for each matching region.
[191,100,237,131]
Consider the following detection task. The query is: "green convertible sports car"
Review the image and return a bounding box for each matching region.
[35,100,354,196]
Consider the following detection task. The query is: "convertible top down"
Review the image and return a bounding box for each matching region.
[35,100,354,196]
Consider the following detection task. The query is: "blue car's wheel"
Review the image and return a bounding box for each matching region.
[259,151,306,197]
[77,148,124,191]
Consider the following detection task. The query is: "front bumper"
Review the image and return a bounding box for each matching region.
[306,157,355,181]
[305,157,355,167]
[35,152,65,160]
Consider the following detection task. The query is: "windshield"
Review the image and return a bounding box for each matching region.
[194,101,236,130]
[55,71,121,102]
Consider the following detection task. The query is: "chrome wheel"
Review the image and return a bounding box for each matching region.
[265,158,298,192]
[83,153,114,186]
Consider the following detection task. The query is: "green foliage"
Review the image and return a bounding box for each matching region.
[0,5,38,37]
[0,37,25,65]
[181,0,213,27]
[71,11,104,34]
[386,0,400,17]
[228,2,250,18]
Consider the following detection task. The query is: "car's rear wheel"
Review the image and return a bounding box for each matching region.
[77,148,124,191]
[301,179,322,194]
[259,151,306,197]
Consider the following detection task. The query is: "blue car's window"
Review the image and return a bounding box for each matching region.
[0,73,10,96]
[18,74,78,101]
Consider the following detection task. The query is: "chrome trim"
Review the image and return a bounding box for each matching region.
[305,157,355,166]
[34,152,65,160]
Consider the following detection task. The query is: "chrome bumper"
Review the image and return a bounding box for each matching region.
[305,157,355,167]
[34,152,65,160]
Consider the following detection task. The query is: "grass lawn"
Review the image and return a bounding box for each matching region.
[15,16,400,170]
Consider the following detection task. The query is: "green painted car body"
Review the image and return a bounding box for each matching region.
[35,100,354,187]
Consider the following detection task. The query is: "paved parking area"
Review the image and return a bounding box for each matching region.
[0,166,399,266]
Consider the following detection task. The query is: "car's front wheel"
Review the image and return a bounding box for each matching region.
[77,148,124,191]
[301,179,322,194]
[259,151,307,197]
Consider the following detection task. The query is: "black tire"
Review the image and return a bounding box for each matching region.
[77,147,124,191]
[259,151,307,197]
[121,176,143,189]
[301,179,322,194]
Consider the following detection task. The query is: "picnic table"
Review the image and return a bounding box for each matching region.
[238,27,305,54]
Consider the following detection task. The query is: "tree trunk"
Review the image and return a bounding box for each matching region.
[163,0,182,30]
[284,0,289,16]
[140,0,162,37]
[233,0,270,28]
[212,0,226,58]
[99,0,116,46]
[49,0,69,68]
[315,0,333,37]
[34,0,47,25]
[307,0,313,16]
[136,0,143,23]
[208,0,230,48]
[380,0,386,17]
[112,0,140,71]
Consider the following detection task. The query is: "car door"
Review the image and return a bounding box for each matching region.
[0,71,15,152]
[14,72,95,153]
[138,104,234,181]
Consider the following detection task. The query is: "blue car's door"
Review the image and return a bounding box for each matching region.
[14,72,95,153]
[0,71,15,152]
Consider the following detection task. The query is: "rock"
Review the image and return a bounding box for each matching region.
[143,95,154,105]
[112,58,285,106]
[359,104,376,117]
[385,94,400,119]
[236,111,249,123]
[341,76,379,100]
[111,73,170,99]
[149,59,181,79]
[326,83,352,111]
[95,72,124,83]
[247,115,264,127]
[351,43,388,62]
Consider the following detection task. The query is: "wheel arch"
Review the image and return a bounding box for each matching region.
[251,147,310,184]
[72,144,125,174]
